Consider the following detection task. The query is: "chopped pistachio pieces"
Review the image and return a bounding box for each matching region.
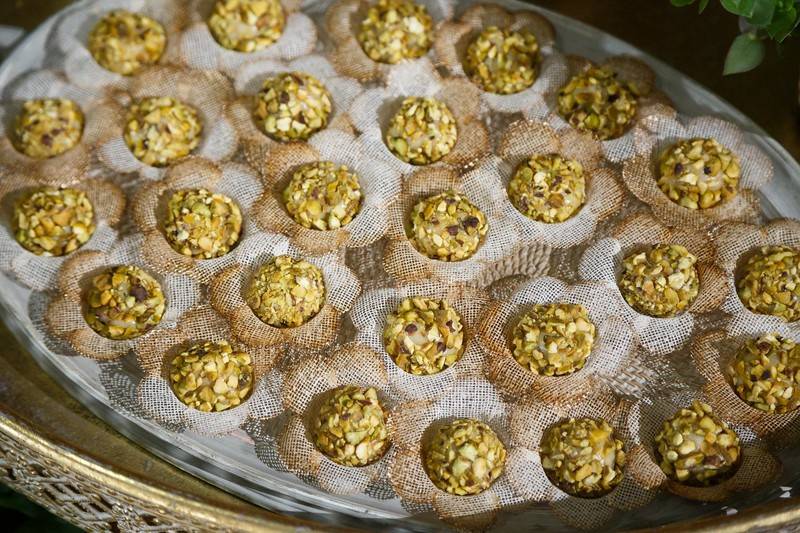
[655,400,741,486]
[124,97,203,168]
[163,188,242,260]
[728,334,800,414]
[13,187,95,257]
[311,385,390,467]
[512,303,596,377]
[169,340,253,413]
[540,417,625,498]
[254,72,332,142]
[383,296,464,375]
[13,99,84,159]
[619,244,699,318]
[557,67,638,141]
[208,0,285,53]
[282,161,363,231]
[385,96,457,165]
[88,10,166,76]
[408,191,488,261]
[464,26,540,95]
[736,246,800,322]
[245,255,326,328]
[423,418,506,496]
[357,0,433,65]
[83,265,165,340]
[657,138,740,210]
[508,153,587,223]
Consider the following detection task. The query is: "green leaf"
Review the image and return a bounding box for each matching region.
[767,5,799,40]
[723,33,766,74]
[721,0,756,17]
[749,0,776,26]
[670,0,696,6]
[698,0,710,13]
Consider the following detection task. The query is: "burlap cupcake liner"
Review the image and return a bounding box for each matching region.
[135,304,283,435]
[434,3,568,117]
[179,0,316,75]
[715,219,800,337]
[52,0,187,92]
[351,280,490,401]
[623,113,772,229]
[130,157,262,284]
[383,164,519,285]
[275,343,395,495]
[208,231,361,351]
[0,174,125,291]
[0,69,106,186]
[45,233,201,361]
[494,119,624,248]
[95,66,237,181]
[325,0,455,82]
[250,128,401,255]
[579,211,727,356]
[478,276,637,405]
[348,58,490,175]
[230,54,364,166]
[544,54,676,164]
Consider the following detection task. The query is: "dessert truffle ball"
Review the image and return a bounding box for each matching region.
[736,246,800,322]
[245,255,326,328]
[283,161,363,231]
[124,97,203,167]
[13,99,84,159]
[508,153,587,223]
[208,0,285,53]
[253,72,332,142]
[728,333,800,414]
[383,296,465,375]
[407,191,488,261]
[163,188,243,259]
[88,10,166,76]
[464,26,540,95]
[13,187,95,257]
[311,385,391,466]
[385,96,457,165]
[83,265,165,340]
[358,0,433,64]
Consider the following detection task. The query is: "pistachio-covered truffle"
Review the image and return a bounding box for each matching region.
[169,340,254,412]
[208,0,285,53]
[512,303,596,377]
[540,417,626,497]
[618,244,699,318]
[408,191,488,261]
[311,385,391,467]
[385,96,457,165]
[508,153,587,223]
[736,246,800,322]
[655,400,741,486]
[657,138,740,210]
[383,297,464,375]
[557,67,638,141]
[423,418,507,496]
[245,255,326,328]
[13,99,84,159]
[357,0,433,64]
[83,265,165,340]
[163,188,243,259]
[13,188,95,257]
[88,10,167,76]
[282,161,363,230]
[728,334,800,414]
[253,72,332,142]
[464,26,540,95]
[124,97,203,167]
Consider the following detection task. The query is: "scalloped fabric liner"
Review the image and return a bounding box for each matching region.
[130,158,263,284]
[135,304,283,435]
[325,0,455,83]
[473,241,552,289]
[578,212,728,356]
[494,119,624,248]
[45,233,201,361]
[250,128,401,255]
[0,175,125,291]
[348,58,490,175]
[622,114,773,230]
[208,231,361,351]
[230,54,364,166]
[383,165,519,285]
[51,0,188,92]
[178,0,316,75]
[478,276,637,405]
[96,66,238,181]
[350,280,490,401]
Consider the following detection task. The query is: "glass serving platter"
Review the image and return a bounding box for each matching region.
[1,0,799,530]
